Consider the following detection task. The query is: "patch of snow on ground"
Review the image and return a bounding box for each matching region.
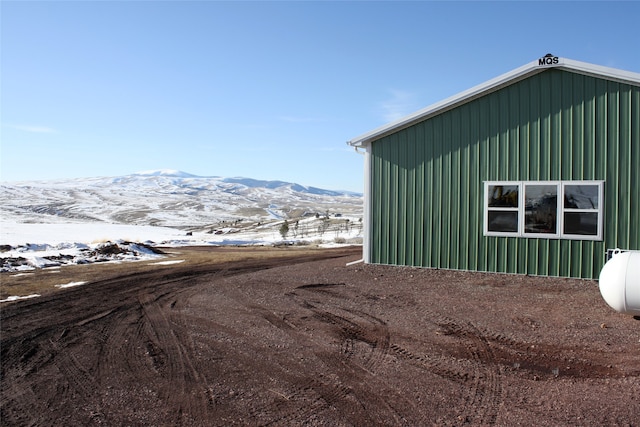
[151,260,185,266]
[55,281,88,289]
[0,294,41,303]
[1,237,166,273]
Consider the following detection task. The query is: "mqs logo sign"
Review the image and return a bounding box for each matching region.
[539,54,559,66]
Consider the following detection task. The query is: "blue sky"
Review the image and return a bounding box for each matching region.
[2,1,639,192]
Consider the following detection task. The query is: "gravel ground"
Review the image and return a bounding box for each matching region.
[1,246,639,426]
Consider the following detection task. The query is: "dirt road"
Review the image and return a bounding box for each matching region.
[2,246,639,426]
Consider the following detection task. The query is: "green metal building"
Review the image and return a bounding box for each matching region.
[347,55,640,279]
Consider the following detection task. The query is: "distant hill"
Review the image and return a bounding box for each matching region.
[1,170,363,229]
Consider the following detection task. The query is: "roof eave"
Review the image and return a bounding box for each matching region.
[347,57,640,148]
[559,57,640,86]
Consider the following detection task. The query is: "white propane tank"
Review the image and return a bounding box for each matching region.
[599,251,640,316]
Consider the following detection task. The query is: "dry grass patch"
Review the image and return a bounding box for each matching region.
[1,245,328,300]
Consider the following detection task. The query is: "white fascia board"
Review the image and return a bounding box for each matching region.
[347,57,640,148]
[557,57,640,86]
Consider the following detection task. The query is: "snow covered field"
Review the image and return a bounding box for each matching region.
[1,214,363,273]
[1,171,363,302]
[1,216,363,302]
[1,222,186,247]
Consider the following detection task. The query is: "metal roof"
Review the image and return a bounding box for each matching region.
[347,55,640,147]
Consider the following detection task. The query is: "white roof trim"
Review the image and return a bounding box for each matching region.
[347,56,640,147]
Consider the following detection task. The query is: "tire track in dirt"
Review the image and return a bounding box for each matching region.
[2,321,107,423]
[242,356,410,427]
[309,303,390,374]
[388,313,505,425]
[206,291,368,425]
[96,307,168,423]
[231,282,414,426]
[0,332,53,425]
[436,319,503,425]
[388,343,471,384]
[136,289,212,425]
[301,303,413,426]
[47,335,99,404]
[248,375,361,426]
[262,286,415,425]
[292,283,391,374]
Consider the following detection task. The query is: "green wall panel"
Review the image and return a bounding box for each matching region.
[369,69,640,279]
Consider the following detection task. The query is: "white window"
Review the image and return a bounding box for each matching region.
[561,182,604,239]
[484,181,603,240]
[523,182,560,238]
[485,184,520,237]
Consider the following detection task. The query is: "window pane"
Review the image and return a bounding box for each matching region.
[564,212,598,236]
[488,185,518,207]
[525,185,557,234]
[487,211,518,233]
[564,185,599,209]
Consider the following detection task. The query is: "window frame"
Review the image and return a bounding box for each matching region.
[522,181,561,238]
[484,183,520,237]
[483,180,604,241]
[560,181,604,240]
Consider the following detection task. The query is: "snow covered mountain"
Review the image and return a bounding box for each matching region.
[1,170,363,229]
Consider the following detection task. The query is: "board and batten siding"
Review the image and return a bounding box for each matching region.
[369,69,639,279]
